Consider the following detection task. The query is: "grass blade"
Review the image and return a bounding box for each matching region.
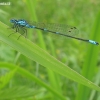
[0,21,100,92]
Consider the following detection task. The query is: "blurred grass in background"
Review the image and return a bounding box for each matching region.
[0,0,100,100]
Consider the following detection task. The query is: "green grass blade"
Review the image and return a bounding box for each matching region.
[0,21,100,92]
[0,68,17,89]
[24,0,46,49]
[24,0,63,97]
[76,11,100,100]
[0,86,42,99]
[0,62,66,100]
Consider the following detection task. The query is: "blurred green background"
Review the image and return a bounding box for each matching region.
[0,0,100,100]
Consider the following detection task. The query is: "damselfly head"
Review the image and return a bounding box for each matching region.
[10,19,17,23]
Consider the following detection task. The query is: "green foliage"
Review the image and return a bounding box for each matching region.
[0,63,66,100]
[0,68,17,89]
[0,0,100,100]
[0,86,43,99]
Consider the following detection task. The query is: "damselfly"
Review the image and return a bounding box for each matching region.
[8,19,99,45]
